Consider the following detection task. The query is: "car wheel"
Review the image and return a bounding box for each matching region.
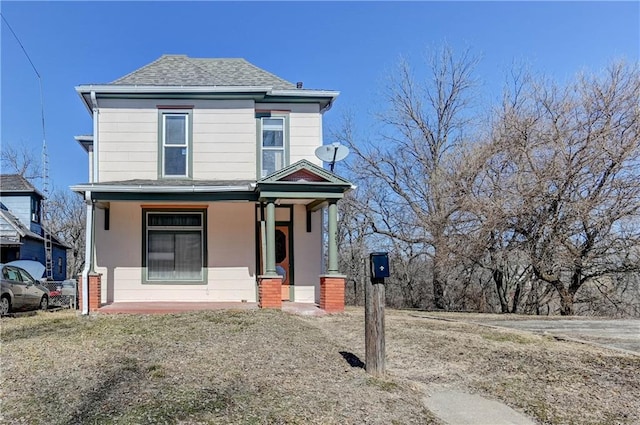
[0,296,10,316]
[40,296,49,311]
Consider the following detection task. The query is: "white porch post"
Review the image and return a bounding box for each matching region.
[81,192,94,315]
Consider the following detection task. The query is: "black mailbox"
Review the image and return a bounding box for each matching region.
[370,252,390,280]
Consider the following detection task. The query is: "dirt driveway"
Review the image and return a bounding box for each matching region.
[479,318,640,354]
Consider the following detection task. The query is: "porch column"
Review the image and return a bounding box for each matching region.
[258,199,282,309]
[81,195,95,315]
[320,199,345,312]
[265,199,277,276]
[327,199,339,274]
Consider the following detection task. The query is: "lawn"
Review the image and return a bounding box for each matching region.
[1,308,638,425]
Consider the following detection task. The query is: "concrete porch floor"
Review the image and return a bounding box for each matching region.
[97,301,327,316]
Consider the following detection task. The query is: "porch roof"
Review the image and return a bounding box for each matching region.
[70,160,353,207]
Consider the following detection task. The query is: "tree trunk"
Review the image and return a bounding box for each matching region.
[432,247,446,310]
[493,268,510,313]
[433,270,445,310]
[558,287,575,316]
[510,280,522,314]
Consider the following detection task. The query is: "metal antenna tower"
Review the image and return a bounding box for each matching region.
[42,135,53,279]
[2,13,53,278]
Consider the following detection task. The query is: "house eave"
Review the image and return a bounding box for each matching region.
[0,237,22,246]
[74,135,94,153]
[75,85,340,115]
[71,183,255,193]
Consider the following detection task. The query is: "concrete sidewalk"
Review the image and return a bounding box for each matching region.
[481,318,640,355]
[423,389,536,425]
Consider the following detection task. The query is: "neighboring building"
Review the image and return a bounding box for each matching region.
[72,55,350,312]
[0,174,69,281]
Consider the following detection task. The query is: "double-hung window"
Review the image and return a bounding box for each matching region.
[260,117,286,177]
[31,197,40,223]
[143,210,206,283]
[160,111,191,178]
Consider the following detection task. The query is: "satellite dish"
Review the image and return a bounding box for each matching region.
[315,142,350,172]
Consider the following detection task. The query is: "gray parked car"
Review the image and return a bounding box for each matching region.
[0,263,50,315]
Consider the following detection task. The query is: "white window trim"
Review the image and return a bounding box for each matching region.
[260,116,287,178]
[162,113,190,178]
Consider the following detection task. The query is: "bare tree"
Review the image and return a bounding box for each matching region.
[1,142,42,182]
[334,52,639,316]
[335,46,479,310]
[479,61,640,315]
[337,191,372,306]
[45,189,86,278]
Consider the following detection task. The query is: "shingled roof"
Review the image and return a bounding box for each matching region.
[0,174,42,196]
[110,55,297,89]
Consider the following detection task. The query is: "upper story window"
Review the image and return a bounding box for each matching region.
[158,109,192,178]
[30,197,40,223]
[258,113,289,178]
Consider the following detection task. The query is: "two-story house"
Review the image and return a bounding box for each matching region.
[0,174,68,281]
[72,55,350,314]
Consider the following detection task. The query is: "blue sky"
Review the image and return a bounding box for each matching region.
[2,1,638,192]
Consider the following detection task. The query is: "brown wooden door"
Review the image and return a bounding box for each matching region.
[275,226,291,300]
[258,224,292,301]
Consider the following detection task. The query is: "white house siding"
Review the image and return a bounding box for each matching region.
[208,202,257,301]
[256,103,323,168]
[94,201,257,303]
[292,204,322,303]
[96,99,257,182]
[0,196,31,230]
[97,102,158,182]
[192,100,256,180]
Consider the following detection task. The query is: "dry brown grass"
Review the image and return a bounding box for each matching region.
[2,308,639,424]
[304,308,640,425]
[0,309,435,425]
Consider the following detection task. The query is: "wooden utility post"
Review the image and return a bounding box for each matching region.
[365,277,385,375]
[365,252,389,376]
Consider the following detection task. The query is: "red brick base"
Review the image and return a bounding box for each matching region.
[78,273,102,312]
[320,275,345,313]
[258,276,282,309]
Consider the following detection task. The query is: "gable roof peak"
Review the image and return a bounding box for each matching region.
[258,159,351,186]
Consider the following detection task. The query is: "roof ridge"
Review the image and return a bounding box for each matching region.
[188,57,294,88]
[111,55,168,84]
[190,57,244,61]
[187,57,218,80]
[239,59,295,88]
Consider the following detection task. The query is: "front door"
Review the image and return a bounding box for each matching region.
[275,226,291,300]
[258,222,293,301]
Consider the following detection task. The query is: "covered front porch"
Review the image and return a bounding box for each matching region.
[72,160,352,315]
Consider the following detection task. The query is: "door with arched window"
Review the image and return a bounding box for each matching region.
[275,225,291,300]
[258,221,293,301]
